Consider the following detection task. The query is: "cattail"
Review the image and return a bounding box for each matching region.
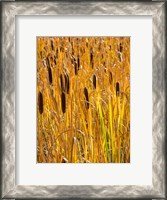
[103,62,107,73]
[116,82,120,96]
[93,74,96,89]
[38,92,43,114]
[40,51,43,59]
[84,87,89,109]
[56,48,58,59]
[51,40,54,51]
[109,72,113,84]
[120,43,123,52]
[90,48,94,68]
[61,92,66,113]
[74,62,78,75]
[78,56,80,70]
[64,74,70,94]
[60,74,65,92]
[47,66,52,85]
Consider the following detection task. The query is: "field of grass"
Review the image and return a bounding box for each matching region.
[37,37,130,163]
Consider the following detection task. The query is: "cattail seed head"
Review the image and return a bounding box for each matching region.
[38,92,43,114]
[78,56,80,70]
[61,92,66,113]
[120,43,123,52]
[109,72,113,84]
[56,48,58,59]
[93,74,96,89]
[84,87,89,109]
[51,40,54,51]
[47,66,52,85]
[90,48,94,69]
[116,82,120,96]
[74,62,78,75]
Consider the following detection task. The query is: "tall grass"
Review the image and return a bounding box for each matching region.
[37,37,130,163]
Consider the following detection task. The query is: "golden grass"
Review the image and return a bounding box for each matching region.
[37,37,130,163]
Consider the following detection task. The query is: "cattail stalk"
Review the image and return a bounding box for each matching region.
[51,40,54,51]
[48,66,52,85]
[93,74,96,89]
[84,87,89,109]
[56,48,59,59]
[74,62,78,75]
[78,56,80,70]
[109,72,113,84]
[38,92,43,114]
[61,92,66,113]
[120,43,123,52]
[90,48,94,68]
[116,82,120,96]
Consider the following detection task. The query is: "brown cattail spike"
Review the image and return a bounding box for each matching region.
[120,43,123,52]
[116,82,120,96]
[78,56,80,70]
[51,40,54,51]
[90,48,94,68]
[38,92,43,114]
[109,72,113,84]
[56,48,58,59]
[74,62,78,75]
[61,92,66,113]
[93,74,96,89]
[84,87,89,109]
[48,66,52,85]
[40,51,42,59]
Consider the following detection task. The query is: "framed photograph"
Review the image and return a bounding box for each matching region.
[1,0,166,199]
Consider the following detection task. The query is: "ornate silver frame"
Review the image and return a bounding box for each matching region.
[1,1,166,199]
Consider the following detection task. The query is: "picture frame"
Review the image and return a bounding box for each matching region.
[1,0,166,199]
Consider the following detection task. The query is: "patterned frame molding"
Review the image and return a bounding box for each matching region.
[1,1,166,199]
